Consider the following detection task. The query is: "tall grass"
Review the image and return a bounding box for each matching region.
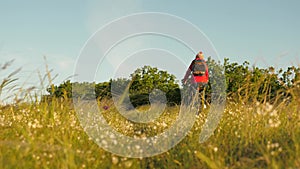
[0,62,300,168]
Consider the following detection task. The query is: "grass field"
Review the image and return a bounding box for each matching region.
[0,90,299,169]
[1,61,300,168]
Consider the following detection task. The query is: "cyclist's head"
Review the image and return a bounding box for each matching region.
[196,51,204,59]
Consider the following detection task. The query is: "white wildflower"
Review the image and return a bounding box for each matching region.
[112,156,119,165]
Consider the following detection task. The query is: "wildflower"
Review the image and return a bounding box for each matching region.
[103,106,109,110]
[18,114,23,120]
[124,160,133,168]
[101,140,107,145]
[162,122,167,128]
[265,102,273,112]
[268,119,273,125]
[268,119,281,128]
[28,121,32,128]
[257,107,265,116]
[113,140,117,145]
[112,156,119,165]
[135,145,140,150]
[109,134,116,139]
[270,110,278,117]
[271,151,275,156]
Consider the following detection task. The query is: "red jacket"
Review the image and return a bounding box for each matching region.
[184,58,209,84]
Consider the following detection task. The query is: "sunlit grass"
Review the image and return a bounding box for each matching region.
[0,60,300,168]
[0,93,299,168]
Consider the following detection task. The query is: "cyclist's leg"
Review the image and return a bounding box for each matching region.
[184,82,198,108]
[194,83,201,115]
[197,83,207,114]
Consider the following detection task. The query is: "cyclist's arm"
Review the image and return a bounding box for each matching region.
[183,61,194,82]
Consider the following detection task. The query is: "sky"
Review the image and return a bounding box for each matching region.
[1,0,300,94]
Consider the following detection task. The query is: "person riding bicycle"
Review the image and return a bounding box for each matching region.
[182,51,209,113]
[183,51,209,91]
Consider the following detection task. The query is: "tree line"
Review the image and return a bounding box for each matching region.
[45,57,300,106]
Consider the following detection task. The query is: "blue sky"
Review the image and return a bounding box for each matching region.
[1,0,300,88]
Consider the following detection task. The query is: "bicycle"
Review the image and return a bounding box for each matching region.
[183,82,208,115]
